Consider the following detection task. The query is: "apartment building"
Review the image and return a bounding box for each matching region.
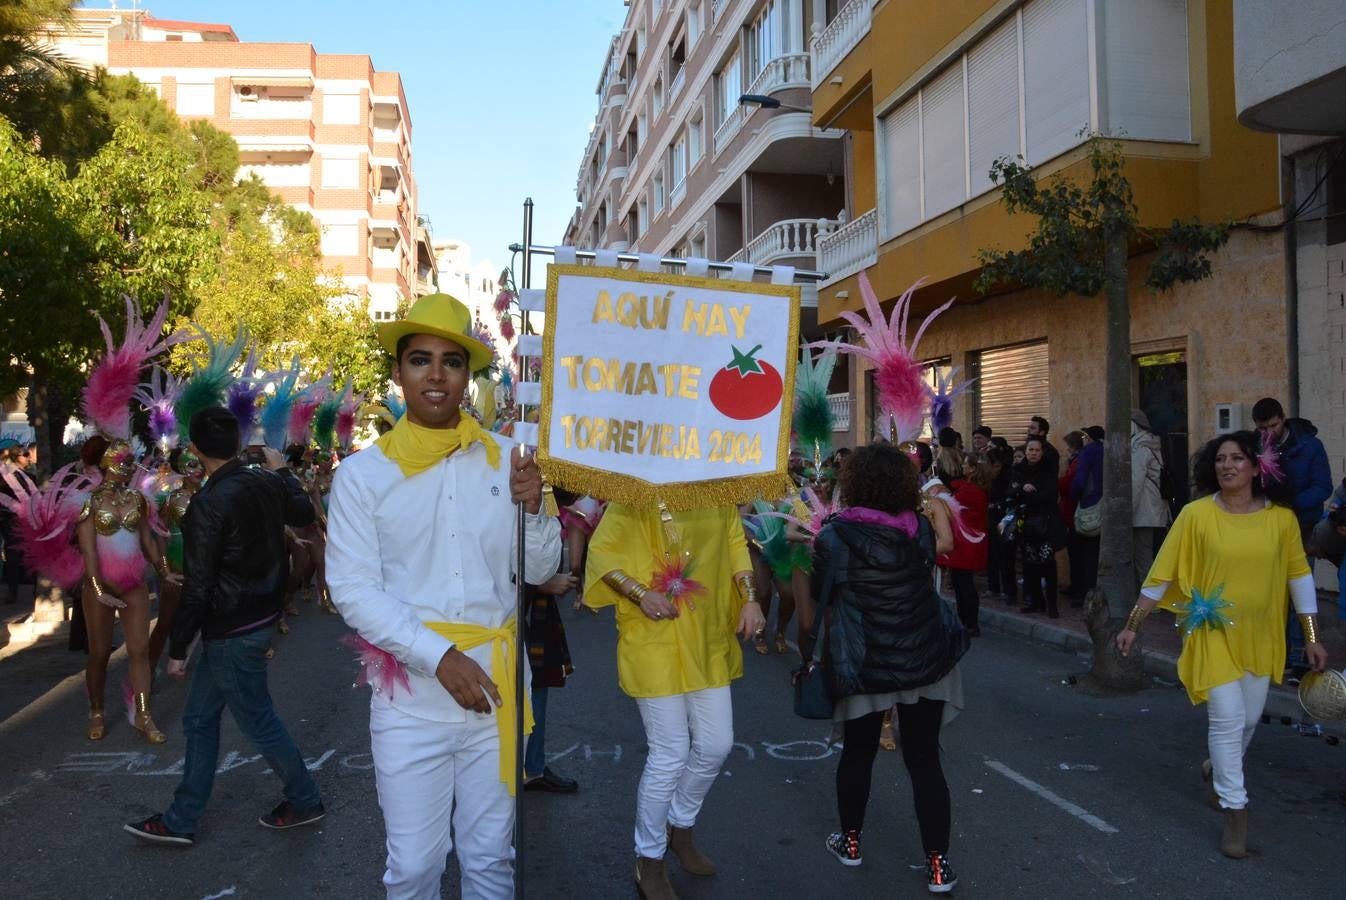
[811,0,1293,491]
[433,240,510,364]
[1234,0,1346,476]
[565,0,855,439]
[43,8,430,321]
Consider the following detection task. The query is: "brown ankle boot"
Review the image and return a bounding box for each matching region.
[666,825,716,876]
[1220,807,1248,859]
[634,856,677,900]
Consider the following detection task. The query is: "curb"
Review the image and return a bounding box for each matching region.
[975,603,1346,739]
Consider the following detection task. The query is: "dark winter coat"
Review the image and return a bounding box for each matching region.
[1069,440,1104,509]
[811,516,968,700]
[1278,418,1333,527]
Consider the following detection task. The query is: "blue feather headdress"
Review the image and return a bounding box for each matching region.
[260,356,304,451]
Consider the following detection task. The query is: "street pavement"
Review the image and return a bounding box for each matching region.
[1,595,1344,899]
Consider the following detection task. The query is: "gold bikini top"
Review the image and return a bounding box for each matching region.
[80,488,146,537]
[163,487,195,527]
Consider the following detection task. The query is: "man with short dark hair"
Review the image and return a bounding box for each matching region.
[125,406,324,848]
[1252,397,1332,537]
[971,426,992,455]
[1027,416,1060,474]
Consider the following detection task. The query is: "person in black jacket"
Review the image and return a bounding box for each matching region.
[126,407,325,848]
[1013,436,1063,617]
[806,443,968,892]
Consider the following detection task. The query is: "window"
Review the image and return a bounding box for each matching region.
[638,198,649,237]
[320,223,359,256]
[714,50,741,127]
[920,65,965,219]
[638,111,648,146]
[879,101,920,239]
[746,0,795,80]
[972,341,1050,439]
[688,111,704,166]
[967,16,1020,195]
[1101,0,1191,141]
[690,232,707,259]
[671,134,687,188]
[1023,0,1090,163]
[653,76,664,117]
[176,82,215,116]
[321,156,360,189]
[687,2,702,49]
[654,171,666,214]
[324,93,361,125]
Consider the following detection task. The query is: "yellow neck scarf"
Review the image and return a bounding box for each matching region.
[425,619,534,795]
[376,414,501,478]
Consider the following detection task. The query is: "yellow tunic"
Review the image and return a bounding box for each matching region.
[1144,496,1311,705]
[585,504,752,699]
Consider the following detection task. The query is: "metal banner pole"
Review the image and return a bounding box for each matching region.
[513,197,534,900]
[505,242,830,282]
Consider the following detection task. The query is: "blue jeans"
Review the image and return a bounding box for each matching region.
[523,684,549,778]
[164,628,320,833]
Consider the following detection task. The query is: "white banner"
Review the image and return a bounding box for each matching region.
[538,264,800,509]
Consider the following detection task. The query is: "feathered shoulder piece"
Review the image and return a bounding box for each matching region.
[816,273,954,444]
[794,347,837,467]
[0,463,95,590]
[82,296,187,440]
[174,325,249,442]
[134,366,182,454]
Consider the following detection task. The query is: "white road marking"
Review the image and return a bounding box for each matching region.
[200,888,237,900]
[985,759,1119,834]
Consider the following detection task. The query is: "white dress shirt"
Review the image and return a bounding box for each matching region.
[326,437,562,724]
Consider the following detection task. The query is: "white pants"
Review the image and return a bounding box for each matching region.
[1206,673,1270,810]
[370,695,513,900]
[633,686,734,859]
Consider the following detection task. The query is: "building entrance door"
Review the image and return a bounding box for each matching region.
[1135,350,1189,520]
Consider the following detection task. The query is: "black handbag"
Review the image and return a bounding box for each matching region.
[793,552,836,720]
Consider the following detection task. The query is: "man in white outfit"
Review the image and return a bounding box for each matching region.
[326,293,562,899]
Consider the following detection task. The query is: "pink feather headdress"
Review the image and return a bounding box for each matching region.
[1257,431,1284,485]
[816,273,954,444]
[0,464,95,590]
[81,296,187,440]
[335,380,363,453]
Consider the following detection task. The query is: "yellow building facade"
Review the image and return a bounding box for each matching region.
[810,0,1287,490]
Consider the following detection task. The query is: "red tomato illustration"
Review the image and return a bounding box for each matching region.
[708,344,783,421]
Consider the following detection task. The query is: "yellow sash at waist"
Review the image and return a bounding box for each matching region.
[424,618,533,796]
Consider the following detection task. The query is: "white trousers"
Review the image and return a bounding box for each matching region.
[1206,673,1270,810]
[633,685,734,859]
[370,695,513,900]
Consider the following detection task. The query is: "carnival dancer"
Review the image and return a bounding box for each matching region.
[147,447,203,671]
[745,496,810,654]
[1117,430,1329,859]
[74,298,185,742]
[325,293,560,900]
[584,501,765,900]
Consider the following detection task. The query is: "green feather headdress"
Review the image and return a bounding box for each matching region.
[174,326,249,442]
[793,346,837,468]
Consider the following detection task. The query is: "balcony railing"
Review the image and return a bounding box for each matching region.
[728,218,836,267]
[828,393,852,432]
[810,0,872,90]
[817,208,877,286]
[744,52,811,100]
[713,105,744,155]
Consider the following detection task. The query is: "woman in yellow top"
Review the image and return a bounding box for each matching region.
[1117,430,1328,860]
[585,502,765,900]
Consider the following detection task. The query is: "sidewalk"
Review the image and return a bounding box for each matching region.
[957,574,1346,736]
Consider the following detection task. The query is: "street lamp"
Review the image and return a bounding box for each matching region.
[738,93,812,114]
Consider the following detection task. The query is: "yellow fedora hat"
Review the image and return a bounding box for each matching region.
[376,293,494,374]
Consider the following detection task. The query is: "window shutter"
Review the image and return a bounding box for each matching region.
[972,341,1050,439]
[880,99,920,240]
[967,16,1021,195]
[1102,0,1191,141]
[920,64,966,219]
[1023,0,1090,164]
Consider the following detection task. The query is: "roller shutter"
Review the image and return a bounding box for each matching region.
[972,340,1049,439]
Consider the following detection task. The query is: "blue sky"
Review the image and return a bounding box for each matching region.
[95,1,622,276]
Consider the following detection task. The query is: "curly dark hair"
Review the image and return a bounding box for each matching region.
[1192,430,1292,506]
[839,443,921,515]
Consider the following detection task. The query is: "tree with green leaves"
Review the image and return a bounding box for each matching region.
[975,135,1229,691]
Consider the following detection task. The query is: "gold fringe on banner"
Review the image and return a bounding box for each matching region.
[538,456,795,512]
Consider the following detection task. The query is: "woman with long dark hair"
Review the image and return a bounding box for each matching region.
[1118,430,1328,859]
[1011,436,1063,617]
[807,443,968,892]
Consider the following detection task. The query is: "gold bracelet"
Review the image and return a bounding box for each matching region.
[733,572,757,606]
[158,555,171,577]
[89,577,105,600]
[1300,613,1321,645]
[1124,604,1149,634]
